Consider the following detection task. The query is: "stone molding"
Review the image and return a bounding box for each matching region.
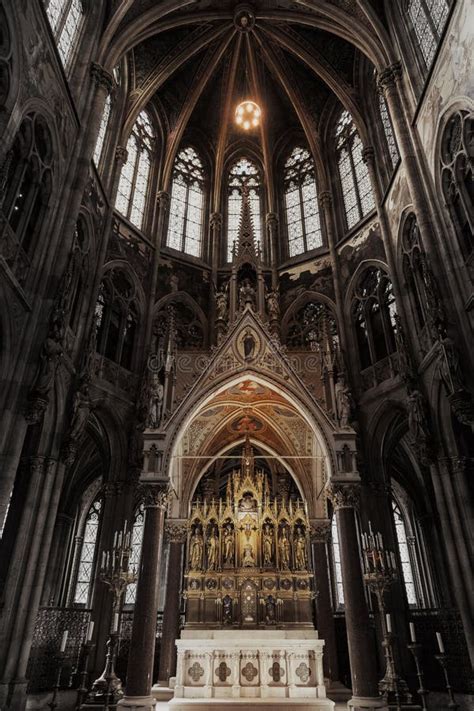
[210,212,223,228]
[138,482,170,510]
[326,482,361,511]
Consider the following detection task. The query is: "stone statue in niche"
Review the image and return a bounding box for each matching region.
[207,527,218,570]
[190,528,204,570]
[242,543,255,567]
[335,377,352,429]
[262,524,273,566]
[147,374,164,429]
[239,279,256,310]
[278,527,290,569]
[265,595,276,624]
[243,330,256,360]
[266,289,280,321]
[295,527,307,570]
[407,389,428,443]
[68,382,92,442]
[215,283,228,321]
[223,525,234,564]
[223,595,233,624]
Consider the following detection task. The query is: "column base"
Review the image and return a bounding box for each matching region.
[116,694,157,711]
[348,696,389,710]
[151,682,174,701]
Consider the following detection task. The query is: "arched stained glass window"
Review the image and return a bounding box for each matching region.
[284,147,322,257]
[378,94,399,168]
[336,110,375,230]
[331,516,344,607]
[407,0,451,68]
[44,0,84,69]
[227,158,262,261]
[392,499,417,606]
[166,147,205,257]
[93,94,111,167]
[74,498,102,605]
[95,269,139,370]
[125,504,145,605]
[115,110,154,230]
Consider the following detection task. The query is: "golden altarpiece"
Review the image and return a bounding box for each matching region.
[183,439,314,629]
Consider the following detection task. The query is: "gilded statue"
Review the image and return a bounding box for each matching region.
[263,524,273,566]
[278,527,290,569]
[190,529,204,570]
[207,527,218,570]
[223,525,234,564]
[295,527,307,570]
[242,543,255,567]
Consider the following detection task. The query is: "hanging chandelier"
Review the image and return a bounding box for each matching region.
[235,100,261,130]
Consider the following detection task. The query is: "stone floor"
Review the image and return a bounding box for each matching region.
[155,705,347,710]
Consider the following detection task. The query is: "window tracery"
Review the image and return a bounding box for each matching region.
[378,93,399,168]
[166,147,205,257]
[351,267,397,370]
[284,147,322,257]
[44,0,85,69]
[0,4,12,107]
[73,497,102,606]
[124,504,144,605]
[392,499,418,607]
[227,158,262,261]
[115,110,154,231]
[285,300,339,351]
[95,270,139,370]
[336,110,375,230]
[406,0,451,68]
[1,113,53,284]
[440,110,473,261]
[93,94,111,167]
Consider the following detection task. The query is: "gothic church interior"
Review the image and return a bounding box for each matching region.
[0,1,473,711]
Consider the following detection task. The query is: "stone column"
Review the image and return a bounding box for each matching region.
[265,212,279,288]
[327,482,387,711]
[155,519,187,686]
[310,519,339,682]
[118,483,169,711]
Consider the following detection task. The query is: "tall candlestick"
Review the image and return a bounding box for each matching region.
[113,613,119,632]
[409,622,416,643]
[436,632,445,654]
[386,613,392,634]
[86,621,94,642]
[113,531,118,547]
[60,630,68,652]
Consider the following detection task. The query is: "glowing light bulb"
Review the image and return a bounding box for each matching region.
[246,102,253,112]
[236,115,243,124]
[254,108,261,118]
[252,118,258,127]
[237,106,244,116]
[243,120,250,130]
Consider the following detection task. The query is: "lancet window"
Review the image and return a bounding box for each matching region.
[95,269,139,370]
[351,267,397,370]
[124,504,145,605]
[285,300,339,352]
[440,110,473,261]
[392,499,418,606]
[284,146,322,257]
[93,94,111,167]
[115,110,154,230]
[1,112,53,283]
[73,497,102,606]
[406,0,451,69]
[401,214,433,347]
[166,147,205,257]
[227,158,262,261]
[44,0,85,69]
[378,93,399,168]
[336,110,375,230]
[331,516,345,608]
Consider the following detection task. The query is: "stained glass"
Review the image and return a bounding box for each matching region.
[166,147,204,257]
[74,498,102,605]
[284,147,322,256]
[336,111,375,230]
[392,501,417,606]
[379,94,399,167]
[93,94,111,167]
[227,158,262,261]
[408,0,450,68]
[115,111,154,229]
[331,516,344,607]
[45,0,64,33]
[125,505,144,605]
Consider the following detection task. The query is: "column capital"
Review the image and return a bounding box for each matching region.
[377,62,402,95]
[266,212,278,227]
[165,518,188,544]
[115,145,128,164]
[138,482,170,510]
[319,190,333,208]
[210,212,222,229]
[362,145,376,166]
[309,519,331,543]
[90,62,114,94]
[156,190,170,211]
[326,481,361,511]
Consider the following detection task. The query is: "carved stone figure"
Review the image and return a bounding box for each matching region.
[295,528,307,570]
[335,378,351,428]
[243,330,256,360]
[263,524,273,566]
[223,595,233,624]
[265,595,276,624]
[223,525,234,564]
[242,543,255,567]
[239,279,255,310]
[190,529,204,570]
[147,375,164,429]
[278,528,290,569]
[69,382,91,441]
[440,336,464,393]
[407,389,428,443]
[266,289,280,321]
[215,286,228,321]
[207,527,218,570]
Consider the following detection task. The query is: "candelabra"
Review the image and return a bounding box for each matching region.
[85,523,137,707]
[362,523,410,708]
[435,654,459,710]
[407,643,429,711]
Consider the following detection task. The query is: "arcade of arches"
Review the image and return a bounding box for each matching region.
[0,2,473,711]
